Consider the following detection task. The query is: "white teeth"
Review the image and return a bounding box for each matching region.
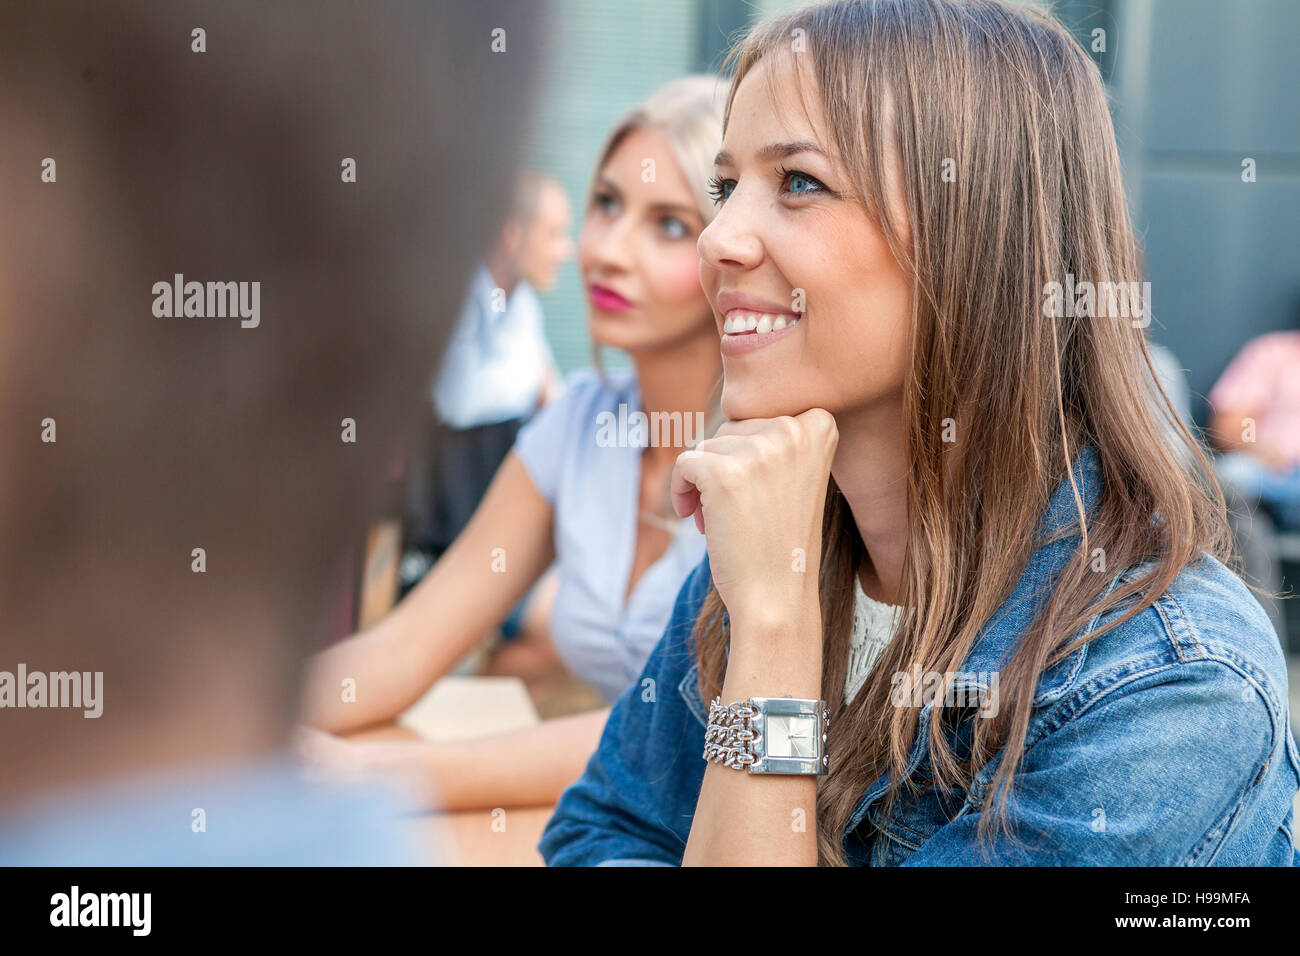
[722,311,804,334]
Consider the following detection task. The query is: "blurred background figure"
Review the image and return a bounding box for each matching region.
[401,171,574,598]
[1208,325,1300,635]
[1209,327,1300,528]
[0,0,544,864]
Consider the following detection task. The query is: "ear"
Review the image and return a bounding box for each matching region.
[498,218,524,256]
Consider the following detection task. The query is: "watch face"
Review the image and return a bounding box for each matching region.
[766,714,818,758]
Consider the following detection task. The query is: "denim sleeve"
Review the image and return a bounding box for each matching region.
[539,556,713,866]
[901,659,1277,866]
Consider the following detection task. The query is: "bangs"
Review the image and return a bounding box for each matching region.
[718,3,907,243]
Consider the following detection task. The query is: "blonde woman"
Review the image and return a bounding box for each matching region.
[296,75,730,811]
[542,0,1299,866]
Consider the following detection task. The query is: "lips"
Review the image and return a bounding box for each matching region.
[715,288,805,359]
[588,282,634,313]
[719,313,802,356]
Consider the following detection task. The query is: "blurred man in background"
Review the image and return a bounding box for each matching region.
[401,171,573,595]
[0,0,544,863]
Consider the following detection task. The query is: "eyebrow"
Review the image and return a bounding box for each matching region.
[595,177,703,220]
[713,140,826,167]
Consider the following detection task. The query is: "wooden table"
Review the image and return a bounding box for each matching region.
[347,676,555,866]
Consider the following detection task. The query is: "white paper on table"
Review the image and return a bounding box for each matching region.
[397,675,539,742]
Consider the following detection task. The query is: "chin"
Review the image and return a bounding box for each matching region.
[721,379,802,421]
[587,314,635,348]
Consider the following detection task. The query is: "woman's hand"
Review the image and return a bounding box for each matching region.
[671,408,838,633]
[292,725,442,810]
[292,725,372,783]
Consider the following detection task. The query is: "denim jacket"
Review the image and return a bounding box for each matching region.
[540,444,1300,865]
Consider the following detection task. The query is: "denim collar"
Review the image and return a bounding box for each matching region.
[957,441,1103,677]
[843,441,1109,843]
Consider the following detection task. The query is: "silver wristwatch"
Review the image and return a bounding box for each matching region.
[703,696,829,775]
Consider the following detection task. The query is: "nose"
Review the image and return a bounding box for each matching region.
[583,210,636,277]
[697,197,762,272]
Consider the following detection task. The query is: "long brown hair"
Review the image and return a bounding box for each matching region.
[692,0,1241,865]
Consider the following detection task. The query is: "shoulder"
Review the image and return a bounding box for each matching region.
[508,280,546,322]
[558,368,636,436]
[1039,554,1291,756]
[1246,330,1300,352]
[1085,554,1284,687]
[514,367,637,502]
[1221,331,1297,375]
[561,366,634,406]
[519,368,622,436]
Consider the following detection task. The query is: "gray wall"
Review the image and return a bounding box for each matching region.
[1105,0,1300,427]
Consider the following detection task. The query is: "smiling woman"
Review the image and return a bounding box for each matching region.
[541,0,1300,868]
[699,46,912,425]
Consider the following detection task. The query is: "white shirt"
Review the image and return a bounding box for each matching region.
[513,369,707,702]
[433,263,558,428]
[845,576,903,706]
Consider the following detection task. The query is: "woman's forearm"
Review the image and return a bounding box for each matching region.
[382,708,612,811]
[1210,408,1257,453]
[683,608,824,866]
[299,609,437,734]
[299,453,558,734]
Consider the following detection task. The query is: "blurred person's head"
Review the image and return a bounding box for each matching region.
[497,172,573,294]
[580,75,727,359]
[0,0,544,807]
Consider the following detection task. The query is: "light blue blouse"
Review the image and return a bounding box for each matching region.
[514,368,707,703]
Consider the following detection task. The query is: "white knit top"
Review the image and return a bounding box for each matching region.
[845,576,903,706]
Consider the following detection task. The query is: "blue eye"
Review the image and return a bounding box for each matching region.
[780,167,826,197]
[707,176,734,205]
[661,216,689,240]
